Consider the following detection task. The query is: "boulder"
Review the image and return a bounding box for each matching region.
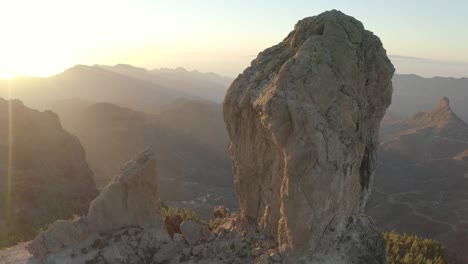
[192,244,205,255]
[224,9,393,260]
[87,149,164,231]
[164,214,183,238]
[180,220,203,245]
[26,218,90,257]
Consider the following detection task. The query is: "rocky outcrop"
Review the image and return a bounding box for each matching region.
[27,149,166,257]
[224,10,393,261]
[87,149,164,231]
[0,98,98,248]
[19,212,283,264]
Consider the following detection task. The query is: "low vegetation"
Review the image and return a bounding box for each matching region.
[161,207,215,229]
[0,222,49,249]
[384,231,452,264]
[0,215,77,250]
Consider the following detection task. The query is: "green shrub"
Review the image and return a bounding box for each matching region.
[383,231,452,264]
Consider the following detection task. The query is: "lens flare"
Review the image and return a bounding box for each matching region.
[5,79,13,221]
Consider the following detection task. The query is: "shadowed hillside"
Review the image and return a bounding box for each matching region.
[50,99,235,217]
[367,98,468,263]
[96,64,231,102]
[0,99,98,248]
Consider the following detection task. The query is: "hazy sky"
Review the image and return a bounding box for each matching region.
[1,0,467,78]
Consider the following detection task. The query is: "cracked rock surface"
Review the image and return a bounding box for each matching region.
[224,9,393,262]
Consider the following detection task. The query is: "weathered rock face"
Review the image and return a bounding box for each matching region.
[27,149,166,257]
[87,149,164,231]
[224,9,394,260]
[19,213,284,264]
[0,98,98,248]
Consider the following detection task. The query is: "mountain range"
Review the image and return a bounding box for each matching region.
[3,65,467,123]
[390,74,468,122]
[96,64,231,102]
[0,64,231,113]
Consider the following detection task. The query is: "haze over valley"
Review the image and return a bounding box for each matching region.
[1,63,468,262]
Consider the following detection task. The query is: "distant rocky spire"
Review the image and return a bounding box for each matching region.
[438,97,450,109]
[410,96,467,129]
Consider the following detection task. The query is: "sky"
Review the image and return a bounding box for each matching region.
[1,0,467,78]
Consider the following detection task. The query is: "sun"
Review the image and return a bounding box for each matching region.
[0,70,15,79]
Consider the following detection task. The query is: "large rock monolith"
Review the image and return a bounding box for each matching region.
[224,10,393,262]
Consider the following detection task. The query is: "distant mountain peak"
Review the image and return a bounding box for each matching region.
[61,64,110,76]
[113,64,148,72]
[438,96,450,109]
[381,96,468,144]
[411,97,460,125]
[68,64,91,71]
[429,97,456,118]
[115,63,136,68]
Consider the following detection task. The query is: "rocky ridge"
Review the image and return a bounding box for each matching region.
[224,9,393,262]
[24,150,285,264]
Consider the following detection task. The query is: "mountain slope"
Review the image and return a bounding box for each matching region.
[154,99,228,154]
[47,65,181,112]
[0,65,179,112]
[96,64,232,102]
[50,99,235,217]
[380,97,468,164]
[0,99,98,248]
[0,65,234,114]
[367,97,468,263]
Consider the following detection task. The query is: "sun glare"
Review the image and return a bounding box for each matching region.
[0,70,15,79]
[5,79,13,222]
